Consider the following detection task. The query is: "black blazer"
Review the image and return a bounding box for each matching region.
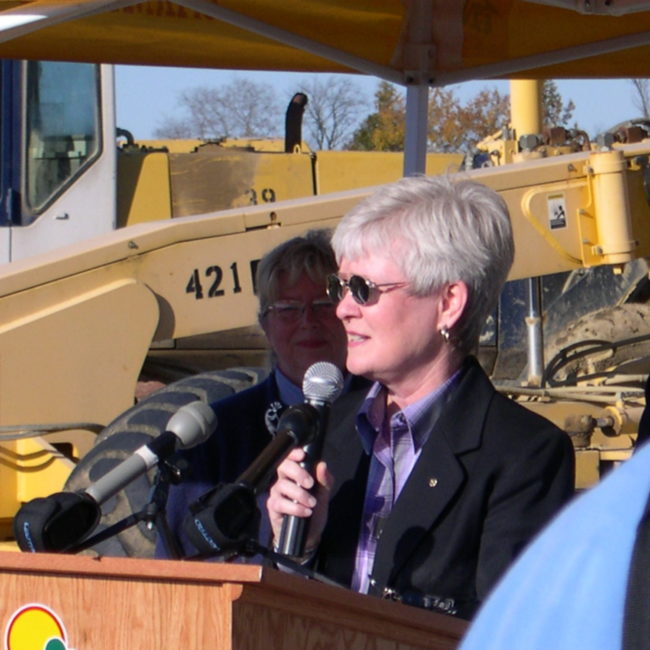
[315,357,576,619]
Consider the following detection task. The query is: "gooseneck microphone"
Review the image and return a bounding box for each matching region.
[14,401,217,552]
[276,361,344,557]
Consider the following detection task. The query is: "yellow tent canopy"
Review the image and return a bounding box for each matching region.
[1,0,650,82]
[3,0,650,173]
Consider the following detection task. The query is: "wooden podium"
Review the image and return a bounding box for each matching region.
[0,550,466,649]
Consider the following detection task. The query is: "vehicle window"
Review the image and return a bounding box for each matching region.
[24,61,101,213]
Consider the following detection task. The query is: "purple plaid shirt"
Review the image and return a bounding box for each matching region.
[351,371,460,593]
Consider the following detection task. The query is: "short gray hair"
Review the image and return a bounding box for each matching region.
[331,175,514,354]
[256,229,337,318]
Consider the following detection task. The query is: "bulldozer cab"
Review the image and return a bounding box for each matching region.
[0,60,115,262]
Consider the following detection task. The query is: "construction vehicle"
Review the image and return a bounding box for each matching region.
[1,1,650,557]
[0,57,463,549]
[1,58,461,264]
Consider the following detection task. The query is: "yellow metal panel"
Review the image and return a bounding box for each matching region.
[314,151,464,195]
[0,279,159,427]
[219,138,292,153]
[575,449,601,490]
[134,138,290,153]
[138,220,342,340]
[167,150,314,217]
[626,157,650,258]
[463,146,650,280]
[117,151,172,226]
[16,441,72,515]
[134,139,205,153]
[237,152,315,204]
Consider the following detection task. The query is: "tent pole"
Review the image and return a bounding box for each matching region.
[404,83,429,176]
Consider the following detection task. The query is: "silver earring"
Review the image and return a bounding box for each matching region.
[440,325,450,343]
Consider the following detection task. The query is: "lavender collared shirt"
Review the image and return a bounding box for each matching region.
[351,371,461,594]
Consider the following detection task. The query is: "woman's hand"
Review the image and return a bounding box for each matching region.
[266,447,333,553]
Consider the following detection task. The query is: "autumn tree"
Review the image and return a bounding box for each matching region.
[542,80,575,127]
[298,76,369,150]
[349,79,578,153]
[350,81,509,154]
[430,86,509,152]
[348,81,406,151]
[154,77,282,139]
[426,87,462,151]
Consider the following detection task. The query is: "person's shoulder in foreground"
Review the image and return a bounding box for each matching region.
[459,440,650,650]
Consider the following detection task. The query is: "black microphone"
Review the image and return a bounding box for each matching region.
[184,402,319,554]
[237,404,320,491]
[277,361,344,557]
[14,401,217,552]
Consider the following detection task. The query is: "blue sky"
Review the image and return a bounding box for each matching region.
[115,65,639,143]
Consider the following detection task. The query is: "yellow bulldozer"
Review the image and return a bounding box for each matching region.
[0,58,463,551]
[1,1,650,558]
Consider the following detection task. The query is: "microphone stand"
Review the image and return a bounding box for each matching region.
[66,456,185,557]
[181,480,346,589]
[187,529,345,590]
[69,463,347,592]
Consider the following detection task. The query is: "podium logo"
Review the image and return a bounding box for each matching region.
[4,604,74,650]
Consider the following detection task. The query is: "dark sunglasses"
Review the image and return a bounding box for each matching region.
[326,273,408,306]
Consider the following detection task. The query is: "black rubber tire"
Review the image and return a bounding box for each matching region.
[64,367,268,558]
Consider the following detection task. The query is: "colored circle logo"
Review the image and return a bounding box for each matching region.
[4,604,71,650]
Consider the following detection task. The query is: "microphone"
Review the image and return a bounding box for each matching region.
[276,361,344,557]
[85,400,216,505]
[14,401,217,552]
[184,402,319,554]
[236,404,320,491]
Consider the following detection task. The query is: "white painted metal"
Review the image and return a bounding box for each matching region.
[10,64,117,261]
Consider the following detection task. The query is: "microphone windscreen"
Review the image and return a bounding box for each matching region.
[302,362,344,404]
[13,492,100,552]
[166,401,217,448]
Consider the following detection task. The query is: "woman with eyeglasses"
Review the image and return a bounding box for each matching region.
[156,230,355,559]
[266,175,575,619]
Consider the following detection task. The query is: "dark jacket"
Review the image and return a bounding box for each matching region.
[315,357,575,619]
[158,372,371,558]
[158,374,282,558]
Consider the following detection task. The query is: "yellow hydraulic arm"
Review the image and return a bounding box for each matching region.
[1,143,650,527]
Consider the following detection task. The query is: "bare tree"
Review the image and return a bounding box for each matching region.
[153,115,194,138]
[298,76,369,150]
[154,77,282,139]
[630,79,650,119]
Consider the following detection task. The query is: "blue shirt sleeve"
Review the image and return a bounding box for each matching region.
[459,442,650,650]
